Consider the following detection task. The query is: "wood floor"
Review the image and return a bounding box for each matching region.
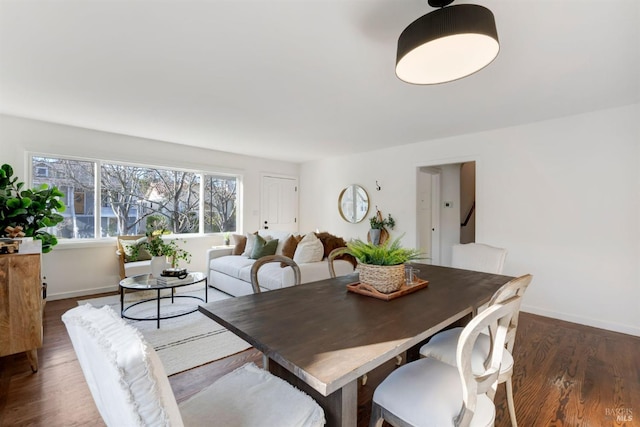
[1,294,638,427]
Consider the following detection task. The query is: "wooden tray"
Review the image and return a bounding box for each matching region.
[346,278,429,301]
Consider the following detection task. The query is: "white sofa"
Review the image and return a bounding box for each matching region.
[206,230,355,297]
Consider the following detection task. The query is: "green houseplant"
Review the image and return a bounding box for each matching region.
[132,220,191,271]
[369,210,395,246]
[0,164,66,253]
[339,235,423,293]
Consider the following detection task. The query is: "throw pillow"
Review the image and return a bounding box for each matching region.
[280,234,302,267]
[250,235,279,259]
[120,236,152,262]
[231,234,246,255]
[314,231,348,258]
[241,232,259,257]
[293,232,324,264]
[314,231,357,268]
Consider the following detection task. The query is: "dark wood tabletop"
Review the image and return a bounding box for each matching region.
[199,263,512,427]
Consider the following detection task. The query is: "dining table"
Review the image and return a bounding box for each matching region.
[199,263,513,427]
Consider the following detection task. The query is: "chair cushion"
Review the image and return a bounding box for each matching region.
[62,304,183,427]
[373,358,495,427]
[210,255,255,278]
[179,363,325,427]
[124,260,151,277]
[419,327,514,375]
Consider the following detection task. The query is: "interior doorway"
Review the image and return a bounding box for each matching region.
[416,161,476,267]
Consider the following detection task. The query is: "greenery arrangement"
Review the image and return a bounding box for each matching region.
[0,164,66,253]
[132,218,192,268]
[369,212,396,230]
[340,235,423,266]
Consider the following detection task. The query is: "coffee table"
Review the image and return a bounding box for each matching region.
[119,272,207,328]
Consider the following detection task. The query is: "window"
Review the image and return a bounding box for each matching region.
[30,155,239,240]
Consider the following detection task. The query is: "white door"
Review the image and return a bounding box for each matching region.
[260,175,298,233]
[416,167,441,265]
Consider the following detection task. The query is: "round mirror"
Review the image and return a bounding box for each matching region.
[338,185,369,223]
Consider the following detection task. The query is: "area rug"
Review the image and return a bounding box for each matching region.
[78,286,251,376]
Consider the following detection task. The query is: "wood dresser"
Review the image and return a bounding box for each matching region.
[0,253,43,372]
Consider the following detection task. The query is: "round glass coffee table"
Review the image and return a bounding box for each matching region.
[119,272,207,328]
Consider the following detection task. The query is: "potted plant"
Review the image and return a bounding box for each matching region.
[369,210,395,245]
[339,235,423,293]
[0,164,66,253]
[132,220,192,276]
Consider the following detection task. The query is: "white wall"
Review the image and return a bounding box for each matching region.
[300,104,640,336]
[0,114,299,299]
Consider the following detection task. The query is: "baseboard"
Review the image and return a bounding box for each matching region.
[48,285,119,301]
[521,303,640,337]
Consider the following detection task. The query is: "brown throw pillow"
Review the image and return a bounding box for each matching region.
[231,234,246,255]
[280,234,302,267]
[314,231,347,258]
[314,232,357,268]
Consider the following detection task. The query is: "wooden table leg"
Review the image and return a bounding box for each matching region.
[268,359,357,427]
[25,349,38,373]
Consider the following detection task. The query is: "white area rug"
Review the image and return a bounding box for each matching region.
[78,286,251,375]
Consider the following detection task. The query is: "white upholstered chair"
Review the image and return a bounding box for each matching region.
[250,254,301,294]
[419,274,533,427]
[62,304,325,427]
[451,243,507,275]
[369,296,522,427]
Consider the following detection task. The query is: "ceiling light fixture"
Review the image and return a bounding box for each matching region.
[396,0,499,85]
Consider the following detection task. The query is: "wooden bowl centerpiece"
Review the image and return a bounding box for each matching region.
[339,236,423,294]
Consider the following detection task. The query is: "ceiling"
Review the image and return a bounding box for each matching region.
[1,0,638,163]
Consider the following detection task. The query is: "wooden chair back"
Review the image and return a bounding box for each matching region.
[250,255,301,294]
[456,296,521,426]
[451,243,507,274]
[116,235,145,279]
[487,273,533,352]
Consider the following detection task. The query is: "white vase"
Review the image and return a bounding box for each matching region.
[150,256,167,277]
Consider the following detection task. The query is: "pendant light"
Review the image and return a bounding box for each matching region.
[396,0,499,85]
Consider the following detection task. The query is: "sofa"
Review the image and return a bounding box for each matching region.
[207,230,356,297]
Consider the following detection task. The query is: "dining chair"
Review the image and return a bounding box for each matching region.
[62,304,325,427]
[369,296,522,427]
[250,254,301,369]
[451,243,507,274]
[327,247,342,279]
[250,254,301,294]
[419,274,533,427]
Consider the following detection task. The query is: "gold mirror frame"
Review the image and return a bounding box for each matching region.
[338,184,369,223]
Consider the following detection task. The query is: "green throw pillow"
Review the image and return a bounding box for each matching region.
[250,235,279,259]
[120,237,152,262]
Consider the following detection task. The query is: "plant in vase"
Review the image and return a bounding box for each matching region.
[369,210,395,246]
[131,221,191,277]
[223,232,231,246]
[339,235,423,293]
[0,163,66,253]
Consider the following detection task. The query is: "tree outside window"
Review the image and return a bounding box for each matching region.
[30,156,238,239]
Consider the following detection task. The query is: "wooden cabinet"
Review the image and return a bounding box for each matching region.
[0,253,43,372]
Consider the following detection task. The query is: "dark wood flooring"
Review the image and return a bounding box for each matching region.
[1,294,638,427]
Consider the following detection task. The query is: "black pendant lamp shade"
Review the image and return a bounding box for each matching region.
[396,2,499,85]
